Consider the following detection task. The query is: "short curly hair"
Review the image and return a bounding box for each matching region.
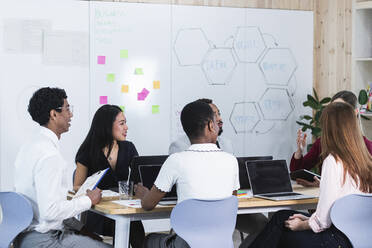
[28,87,67,126]
[181,101,214,139]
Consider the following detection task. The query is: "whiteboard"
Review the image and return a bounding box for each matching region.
[90,2,313,159]
[171,6,313,159]
[0,1,313,191]
[0,0,90,190]
[90,2,172,155]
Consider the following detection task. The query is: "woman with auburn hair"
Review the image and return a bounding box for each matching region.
[241,102,372,248]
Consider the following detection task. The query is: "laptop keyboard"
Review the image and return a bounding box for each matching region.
[261,192,301,197]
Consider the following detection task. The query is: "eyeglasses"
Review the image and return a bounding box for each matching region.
[55,105,74,114]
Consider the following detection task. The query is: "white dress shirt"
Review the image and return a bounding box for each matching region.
[14,127,91,233]
[308,154,364,233]
[168,134,234,155]
[155,143,239,203]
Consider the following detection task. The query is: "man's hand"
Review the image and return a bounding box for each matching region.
[296,176,320,187]
[86,188,102,205]
[294,129,307,159]
[134,183,149,200]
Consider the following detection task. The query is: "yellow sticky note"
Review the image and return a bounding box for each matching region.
[152,105,159,114]
[134,68,144,75]
[153,80,160,89]
[107,73,115,82]
[121,85,129,93]
[120,106,125,113]
[120,49,128,58]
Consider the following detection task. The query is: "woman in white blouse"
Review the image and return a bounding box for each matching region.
[241,102,372,248]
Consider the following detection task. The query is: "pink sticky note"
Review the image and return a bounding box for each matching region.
[100,96,108,104]
[137,93,145,101]
[142,88,150,96]
[97,56,106,65]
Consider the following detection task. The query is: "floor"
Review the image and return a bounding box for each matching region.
[102,230,245,247]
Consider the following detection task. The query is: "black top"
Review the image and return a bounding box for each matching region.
[76,141,138,189]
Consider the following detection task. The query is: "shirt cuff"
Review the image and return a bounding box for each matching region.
[308,213,322,233]
[78,195,92,211]
[154,182,171,193]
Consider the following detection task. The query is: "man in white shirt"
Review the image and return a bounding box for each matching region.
[14,87,111,248]
[169,98,234,154]
[136,100,240,248]
[169,99,268,246]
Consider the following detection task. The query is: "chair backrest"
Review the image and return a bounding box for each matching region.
[0,192,33,248]
[170,196,238,248]
[330,194,372,248]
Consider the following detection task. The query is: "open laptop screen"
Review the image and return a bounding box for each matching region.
[139,165,177,199]
[246,160,292,195]
[237,156,273,189]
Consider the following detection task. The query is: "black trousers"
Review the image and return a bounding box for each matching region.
[144,233,190,248]
[240,210,352,248]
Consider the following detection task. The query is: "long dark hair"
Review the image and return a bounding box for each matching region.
[76,104,122,171]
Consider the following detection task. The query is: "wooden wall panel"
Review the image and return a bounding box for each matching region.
[313,0,352,99]
[89,0,353,99]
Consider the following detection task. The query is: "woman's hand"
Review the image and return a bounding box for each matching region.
[296,176,320,187]
[285,215,310,231]
[288,213,309,221]
[294,130,307,159]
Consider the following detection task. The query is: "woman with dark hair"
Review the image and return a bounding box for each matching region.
[241,102,372,248]
[290,90,372,187]
[74,104,145,247]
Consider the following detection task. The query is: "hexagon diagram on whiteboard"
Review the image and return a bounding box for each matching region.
[174,28,210,66]
[258,88,294,121]
[233,26,266,63]
[259,48,297,85]
[201,48,237,85]
[229,102,260,134]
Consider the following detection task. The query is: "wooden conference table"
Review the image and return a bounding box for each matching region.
[90,184,319,248]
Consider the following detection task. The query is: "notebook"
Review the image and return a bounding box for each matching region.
[237,156,273,189]
[138,164,177,203]
[246,160,315,201]
[74,168,109,198]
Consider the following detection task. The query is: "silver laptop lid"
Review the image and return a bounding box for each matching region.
[245,160,293,195]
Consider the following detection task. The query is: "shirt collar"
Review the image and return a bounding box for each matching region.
[187,143,220,152]
[40,126,60,149]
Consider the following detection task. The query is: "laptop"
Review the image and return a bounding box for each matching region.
[138,164,177,204]
[246,160,315,201]
[237,156,273,189]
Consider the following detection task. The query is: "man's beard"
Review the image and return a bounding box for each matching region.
[218,128,223,136]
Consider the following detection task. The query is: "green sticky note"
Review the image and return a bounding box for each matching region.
[120,49,128,58]
[120,106,125,113]
[152,105,159,114]
[107,73,115,82]
[134,68,144,75]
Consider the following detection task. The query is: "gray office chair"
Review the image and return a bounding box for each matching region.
[0,192,33,248]
[170,196,238,248]
[330,193,372,248]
